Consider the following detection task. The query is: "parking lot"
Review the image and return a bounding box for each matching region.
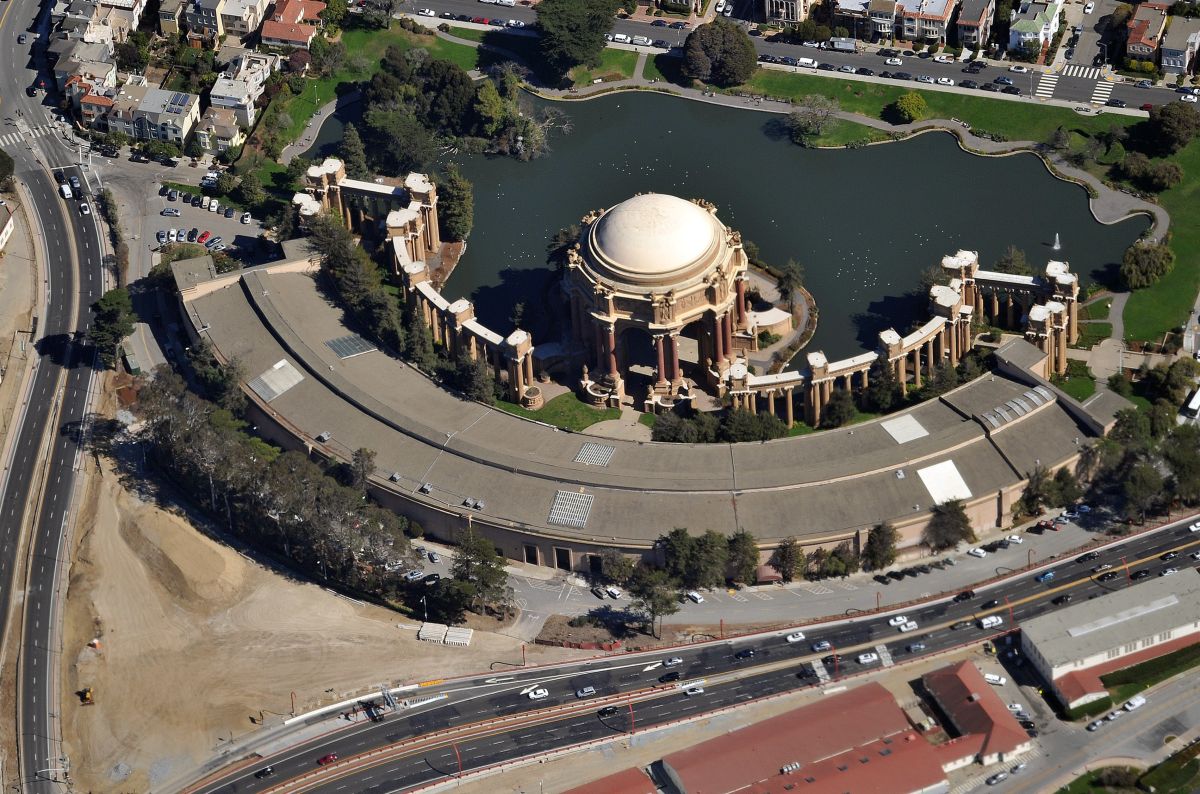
[151,183,265,261]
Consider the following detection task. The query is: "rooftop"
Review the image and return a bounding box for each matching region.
[922,661,1030,759]
[1022,569,1200,669]
[563,767,656,794]
[959,0,992,22]
[898,0,954,19]
[587,194,721,287]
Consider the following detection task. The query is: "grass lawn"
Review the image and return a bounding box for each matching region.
[1124,139,1200,343]
[570,48,638,86]
[1055,767,1142,794]
[787,421,815,436]
[1102,642,1200,703]
[810,118,892,147]
[638,412,657,428]
[1053,360,1096,401]
[643,52,689,85]
[496,393,621,431]
[1080,299,1112,322]
[1074,322,1113,350]
[1140,743,1200,794]
[739,70,1133,144]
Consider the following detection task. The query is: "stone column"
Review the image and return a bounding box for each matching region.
[670,333,682,386]
[911,348,922,389]
[767,389,776,415]
[808,382,822,428]
[1056,324,1067,374]
[593,322,604,372]
[860,367,869,390]
[1067,300,1079,345]
[925,338,935,380]
[654,334,667,388]
[724,312,735,359]
[509,356,524,401]
[524,353,534,386]
[713,314,725,363]
[949,320,960,365]
[1006,295,1015,328]
[606,324,618,377]
[785,387,795,428]
[990,291,1000,322]
[735,276,747,328]
[897,354,907,386]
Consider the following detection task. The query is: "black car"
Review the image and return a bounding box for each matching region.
[960,79,979,89]
[488,18,505,26]
[1019,720,1036,729]
[440,11,453,18]
[1077,551,1100,563]
[653,39,670,48]
[1106,98,1127,108]
[423,573,441,585]
[598,705,619,717]
[857,67,875,76]
[1132,569,1152,581]
[983,599,1000,609]
[917,564,932,574]
[659,671,682,683]
[1098,571,1121,582]
[983,542,1001,553]
[954,590,976,602]
[735,648,757,660]
[818,62,836,71]
[669,20,689,28]
[874,574,891,585]
[1161,551,1179,561]
[902,50,915,56]
[879,70,893,79]
[1002,85,1021,94]
[998,539,1011,549]
[456,13,472,21]
[187,228,198,242]
[159,184,169,196]
[254,767,275,779]
[1052,594,1072,605]
[780,56,798,66]
[651,18,668,26]
[192,195,203,206]
[893,71,912,80]
[822,654,843,665]
[979,83,999,91]
[902,567,919,577]
[879,48,897,57]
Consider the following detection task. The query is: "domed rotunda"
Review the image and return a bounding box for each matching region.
[564,193,762,406]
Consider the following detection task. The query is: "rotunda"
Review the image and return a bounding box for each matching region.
[563,194,759,406]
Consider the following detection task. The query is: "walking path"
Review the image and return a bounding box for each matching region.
[280,89,361,165]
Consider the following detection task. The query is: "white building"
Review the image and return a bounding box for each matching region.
[208,52,279,127]
[1008,0,1063,53]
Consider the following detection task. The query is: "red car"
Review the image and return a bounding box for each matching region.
[471,16,487,23]
[317,753,338,765]
[197,230,211,244]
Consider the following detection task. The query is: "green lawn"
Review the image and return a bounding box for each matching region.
[810,119,892,147]
[1079,299,1112,322]
[739,70,1133,144]
[1102,642,1200,703]
[638,412,657,428]
[1074,322,1113,350]
[1055,767,1142,794]
[1124,139,1200,343]
[570,48,639,85]
[642,52,689,85]
[787,421,815,436]
[496,393,621,431]
[1140,743,1200,794]
[1054,360,1097,401]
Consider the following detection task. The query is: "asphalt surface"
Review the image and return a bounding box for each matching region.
[1,0,106,788]
[414,0,1181,108]
[194,514,1200,794]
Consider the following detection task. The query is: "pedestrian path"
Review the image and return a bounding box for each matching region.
[0,124,53,149]
[1090,81,1115,104]
[1035,73,1059,99]
[1062,64,1103,79]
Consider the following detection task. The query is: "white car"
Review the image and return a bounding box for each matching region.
[1087,720,1103,731]
[664,656,684,667]
[785,631,806,643]
[80,202,91,215]
[1191,551,1200,561]
[888,615,909,627]
[984,673,1007,685]
[684,685,705,696]
[714,0,725,11]
[1182,95,1199,103]
[898,621,919,633]
[1084,1,1095,11]
[241,212,252,224]
[968,548,988,558]
[1007,534,1023,544]
[506,19,524,27]
[575,686,596,699]
[1106,709,1123,721]
[936,77,955,86]
[168,228,179,242]
[686,590,705,604]
[416,7,434,15]
[1006,703,1023,712]
[885,57,903,66]
[1008,65,1029,73]
[933,54,953,63]
[404,569,424,582]
[857,652,880,665]
[528,688,549,700]
[1160,567,1180,576]
[161,207,181,217]
[1190,521,1200,532]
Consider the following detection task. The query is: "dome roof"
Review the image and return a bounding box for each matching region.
[587,194,721,286]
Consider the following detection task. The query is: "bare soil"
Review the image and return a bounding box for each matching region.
[61,459,584,792]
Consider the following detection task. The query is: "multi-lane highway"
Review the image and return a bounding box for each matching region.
[1,0,107,788]
[191,516,1200,794]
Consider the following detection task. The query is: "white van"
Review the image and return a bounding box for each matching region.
[495,0,515,5]
[611,33,631,44]
[605,585,623,599]
[979,615,1004,630]
[59,184,73,200]
[631,35,652,46]
[1124,694,1146,711]
[796,57,818,68]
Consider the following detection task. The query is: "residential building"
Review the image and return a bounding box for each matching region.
[869,0,899,39]
[763,0,810,25]
[195,107,245,153]
[956,0,994,48]
[260,19,316,48]
[921,662,1034,766]
[98,0,148,32]
[0,205,15,255]
[1127,2,1170,62]
[1008,0,1063,53]
[208,52,278,127]
[896,0,958,43]
[1020,568,1200,710]
[832,0,872,37]
[220,0,269,38]
[1162,16,1200,75]
[50,39,118,92]
[271,0,325,25]
[183,0,226,40]
[136,87,201,144]
[159,0,185,34]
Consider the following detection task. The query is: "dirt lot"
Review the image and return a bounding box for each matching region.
[62,459,584,792]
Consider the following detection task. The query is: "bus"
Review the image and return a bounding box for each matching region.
[1178,389,1200,425]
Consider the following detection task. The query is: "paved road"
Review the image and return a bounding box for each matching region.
[1,0,107,789]
[189,513,1200,794]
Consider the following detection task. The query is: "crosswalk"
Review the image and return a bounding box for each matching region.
[1062,63,1103,79]
[0,124,54,149]
[1090,80,1115,104]
[1035,73,1058,99]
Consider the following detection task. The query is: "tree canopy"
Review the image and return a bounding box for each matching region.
[88,288,138,367]
[1145,102,1200,156]
[861,522,899,571]
[922,499,975,551]
[438,165,474,242]
[889,92,927,124]
[683,19,758,87]
[1120,242,1175,290]
[535,0,622,78]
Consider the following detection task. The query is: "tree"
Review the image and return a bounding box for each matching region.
[1163,423,1200,505]
[215,171,238,196]
[599,547,635,586]
[236,173,266,209]
[321,0,347,27]
[88,288,138,367]
[0,148,14,189]
[1018,464,1051,516]
[1146,101,1200,156]
[922,362,959,398]
[474,80,507,138]
[1049,125,1071,150]
[683,19,758,87]
[770,536,802,582]
[864,358,903,412]
[1124,459,1163,522]
[350,447,376,493]
[991,245,1031,276]
[536,0,623,78]
[404,303,436,370]
[450,528,508,612]
[418,59,477,136]
[364,108,438,174]
[659,527,696,584]
[727,529,759,585]
[775,260,804,313]
[1050,466,1083,508]
[922,499,975,551]
[787,95,840,142]
[861,521,899,571]
[719,409,787,442]
[820,389,856,428]
[1121,152,1184,192]
[456,355,495,404]
[694,529,730,589]
[889,91,927,124]
[438,165,474,242]
[1120,241,1175,290]
[339,124,369,180]
[628,565,680,638]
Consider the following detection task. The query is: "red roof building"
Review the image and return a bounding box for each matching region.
[921,662,1032,766]
[1127,2,1170,60]
[260,19,317,48]
[271,0,325,24]
[656,683,948,794]
[563,767,657,794]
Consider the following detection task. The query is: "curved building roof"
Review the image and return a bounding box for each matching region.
[585,194,722,288]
